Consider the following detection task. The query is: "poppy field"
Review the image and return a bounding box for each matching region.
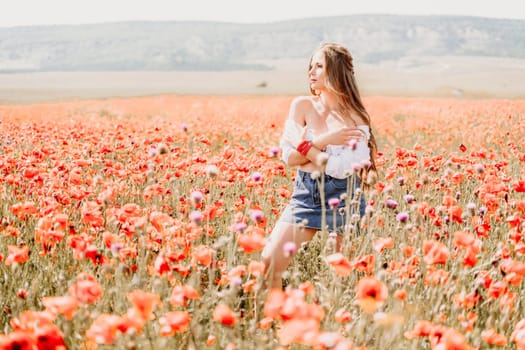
[1,94,525,349]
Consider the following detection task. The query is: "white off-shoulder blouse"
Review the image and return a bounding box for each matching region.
[280,118,370,179]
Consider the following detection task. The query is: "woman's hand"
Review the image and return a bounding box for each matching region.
[313,127,365,149]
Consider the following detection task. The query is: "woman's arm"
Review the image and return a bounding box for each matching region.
[324,127,371,179]
[287,142,327,167]
[280,97,328,167]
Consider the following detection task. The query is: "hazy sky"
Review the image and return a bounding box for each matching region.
[2,0,524,27]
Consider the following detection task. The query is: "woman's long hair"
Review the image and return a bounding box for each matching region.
[309,42,378,186]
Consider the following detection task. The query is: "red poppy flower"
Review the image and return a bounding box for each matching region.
[326,253,353,277]
[355,277,388,313]
[42,295,79,320]
[213,304,237,327]
[5,245,29,266]
[68,273,103,304]
[159,311,191,336]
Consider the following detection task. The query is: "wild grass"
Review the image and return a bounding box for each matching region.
[0,96,525,349]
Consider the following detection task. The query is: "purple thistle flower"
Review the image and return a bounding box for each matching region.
[396,212,409,223]
[190,190,203,203]
[283,242,297,257]
[479,206,487,215]
[328,197,340,208]
[269,147,280,157]
[189,211,203,223]
[404,194,415,204]
[385,199,398,209]
[250,209,264,222]
[233,222,247,232]
[251,172,262,182]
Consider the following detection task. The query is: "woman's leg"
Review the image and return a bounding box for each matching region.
[261,221,317,290]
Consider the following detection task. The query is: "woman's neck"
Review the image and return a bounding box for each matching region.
[318,92,341,113]
[318,92,361,125]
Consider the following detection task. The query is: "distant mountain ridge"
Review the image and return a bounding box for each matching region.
[1,15,524,72]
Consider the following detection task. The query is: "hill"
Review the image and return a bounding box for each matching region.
[1,15,524,72]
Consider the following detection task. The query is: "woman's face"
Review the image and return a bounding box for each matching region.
[308,50,328,92]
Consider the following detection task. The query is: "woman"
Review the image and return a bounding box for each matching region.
[261,42,378,289]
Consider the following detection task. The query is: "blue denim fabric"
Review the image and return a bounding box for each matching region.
[279,170,366,233]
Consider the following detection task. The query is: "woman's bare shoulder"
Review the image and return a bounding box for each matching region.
[288,96,321,127]
[289,96,317,122]
[290,95,316,110]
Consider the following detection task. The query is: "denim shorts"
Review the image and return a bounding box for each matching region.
[279,169,366,234]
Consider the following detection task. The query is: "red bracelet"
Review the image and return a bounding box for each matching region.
[296,140,312,156]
